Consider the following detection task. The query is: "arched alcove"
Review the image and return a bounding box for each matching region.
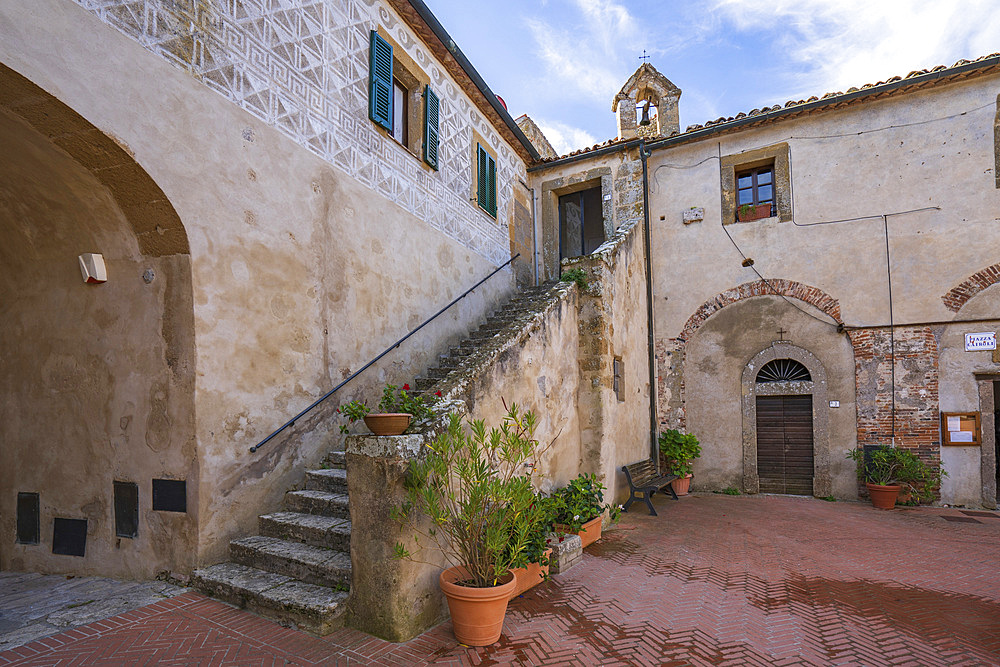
[0,62,196,578]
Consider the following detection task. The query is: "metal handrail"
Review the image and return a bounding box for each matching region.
[249,253,520,453]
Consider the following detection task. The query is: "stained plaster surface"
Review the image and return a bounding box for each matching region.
[0,571,187,651]
[0,0,520,571]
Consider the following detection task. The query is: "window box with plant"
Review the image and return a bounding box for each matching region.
[550,473,617,548]
[338,383,439,436]
[658,429,702,495]
[392,404,541,646]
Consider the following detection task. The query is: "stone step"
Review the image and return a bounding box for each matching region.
[449,344,477,357]
[304,468,347,494]
[425,366,454,379]
[230,536,351,589]
[414,376,437,390]
[191,563,347,635]
[469,328,500,340]
[285,489,350,519]
[259,511,351,551]
[324,450,345,469]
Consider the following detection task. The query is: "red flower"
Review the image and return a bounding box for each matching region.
[435,391,442,397]
[402,383,410,391]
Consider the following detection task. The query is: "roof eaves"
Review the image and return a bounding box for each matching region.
[396,0,541,162]
[648,53,1000,151]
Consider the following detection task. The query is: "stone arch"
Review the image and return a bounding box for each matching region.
[0,61,196,578]
[0,62,189,256]
[741,343,831,497]
[941,262,1000,312]
[678,279,842,345]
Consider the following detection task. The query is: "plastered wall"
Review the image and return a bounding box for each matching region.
[0,0,525,574]
[649,75,1000,505]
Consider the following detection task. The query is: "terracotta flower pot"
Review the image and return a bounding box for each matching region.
[439,566,515,646]
[672,474,692,496]
[509,548,552,599]
[866,483,901,510]
[362,413,411,436]
[556,516,602,548]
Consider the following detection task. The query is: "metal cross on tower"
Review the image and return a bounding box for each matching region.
[639,50,650,63]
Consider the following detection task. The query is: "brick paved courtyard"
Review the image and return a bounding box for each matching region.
[1,494,999,666]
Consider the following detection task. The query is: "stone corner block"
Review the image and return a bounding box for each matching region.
[545,532,582,574]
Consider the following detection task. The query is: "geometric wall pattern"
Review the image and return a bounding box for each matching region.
[73,0,525,264]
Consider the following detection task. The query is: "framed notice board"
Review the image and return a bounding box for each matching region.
[940,412,981,446]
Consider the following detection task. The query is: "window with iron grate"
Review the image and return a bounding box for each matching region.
[756,358,811,383]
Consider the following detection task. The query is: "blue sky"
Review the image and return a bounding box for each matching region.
[423,0,1000,156]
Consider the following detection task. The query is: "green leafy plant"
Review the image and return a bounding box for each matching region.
[846,446,945,502]
[550,473,616,533]
[338,383,440,434]
[506,492,555,573]
[738,203,755,218]
[392,404,542,588]
[560,268,588,289]
[658,429,702,477]
[820,495,837,502]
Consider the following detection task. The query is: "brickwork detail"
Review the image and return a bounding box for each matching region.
[848,326,941,469]
[73,0,521,264]
[657,279,842,430]
[941,261,1000,312]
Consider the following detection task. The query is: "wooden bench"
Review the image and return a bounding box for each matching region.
[621,460,678,516]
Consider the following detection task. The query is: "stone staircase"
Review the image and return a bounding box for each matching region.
[191,281,568,634]
[412,283,563,398]
[191,450,351,635]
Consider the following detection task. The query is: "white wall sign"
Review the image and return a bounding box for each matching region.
[964,332,997,351]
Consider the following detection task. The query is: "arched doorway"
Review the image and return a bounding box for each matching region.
[0,63,195,578]
[742,343,832,497]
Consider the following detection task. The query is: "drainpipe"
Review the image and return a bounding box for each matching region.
[519,177,539,286]
[639,140,659,466]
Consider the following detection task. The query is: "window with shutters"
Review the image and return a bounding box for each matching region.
[472,132,498,219]
[368,30,438,170]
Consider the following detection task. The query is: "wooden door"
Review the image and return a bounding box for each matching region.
[756,395,814,495]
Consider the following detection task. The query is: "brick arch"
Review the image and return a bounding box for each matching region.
[0,62,189,256]
[677,279,842,344]
[941,262,1000,312]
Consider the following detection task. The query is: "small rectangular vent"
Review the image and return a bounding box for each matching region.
[152,479,186,513]
[16,492,40,545]
[114,481,139,538]
[52,518,87,557]
[613,357,625,402]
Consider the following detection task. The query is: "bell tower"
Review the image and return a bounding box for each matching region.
[612,63,681,140]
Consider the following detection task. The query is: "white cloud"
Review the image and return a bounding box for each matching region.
[712,0,1000,100]
[533,118,599,156]
[524,0,638,103]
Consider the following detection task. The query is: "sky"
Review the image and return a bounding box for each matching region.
[423,0,1000,156]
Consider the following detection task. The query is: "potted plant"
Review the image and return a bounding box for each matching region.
[392,404,540,646]
[737,202,772,222]
[846,446,942,509]
[339,383,438,436]
[551,473,615,548]
[507,492,554,599]
[658,429,702,495]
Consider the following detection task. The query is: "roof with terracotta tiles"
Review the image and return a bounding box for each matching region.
[536,53,1000,164]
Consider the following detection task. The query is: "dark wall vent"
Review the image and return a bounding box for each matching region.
[16,492,40,545]
[152,479,186,513]
[114,481,139,538]
[52,518,87,557]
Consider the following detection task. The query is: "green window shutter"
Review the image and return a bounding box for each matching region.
[423,86,440,170]
[369,30,393,131]
[477,143,489,214]
[486,152,497,217]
